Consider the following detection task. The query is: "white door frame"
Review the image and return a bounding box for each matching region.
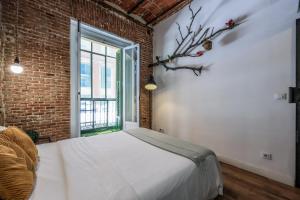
[70,19,81,138]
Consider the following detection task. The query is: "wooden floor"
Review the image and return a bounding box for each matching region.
[219,163,300,200]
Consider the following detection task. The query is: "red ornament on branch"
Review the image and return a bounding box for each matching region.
[196,51,205,57]
[226,19,235,29]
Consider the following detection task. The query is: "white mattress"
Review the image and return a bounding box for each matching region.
[30,131,222,200]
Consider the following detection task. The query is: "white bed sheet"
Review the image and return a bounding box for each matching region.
[30,143,67,200]
[31,131,222,200]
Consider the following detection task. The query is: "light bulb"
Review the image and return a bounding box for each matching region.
[10,57,23,74]
[145,83,157,91]
[145,75,157,91]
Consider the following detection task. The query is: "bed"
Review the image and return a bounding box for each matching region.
[30,128,223,200]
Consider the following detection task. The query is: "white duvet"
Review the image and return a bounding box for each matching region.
[30,131,222,200]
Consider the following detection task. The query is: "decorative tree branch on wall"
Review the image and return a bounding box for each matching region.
[149,4,243,76]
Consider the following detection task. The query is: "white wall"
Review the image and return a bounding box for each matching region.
[152,0,298,186]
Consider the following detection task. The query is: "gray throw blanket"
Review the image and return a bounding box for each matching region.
[125,128,215,166]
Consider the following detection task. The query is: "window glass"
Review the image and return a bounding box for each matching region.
[124,48,137,122]
[107,46,118,57]
[80,100,93,130]
[92,54,105,98]
[106,68,112,89]
[101,67,106,89]
[80,51,91,98]
[81,38,91,51]
[108,101,117,126]
[93,42,106,55]
[106,57,116,98]
[94,101,107,128]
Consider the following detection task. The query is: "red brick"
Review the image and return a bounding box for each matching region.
[0,0,153,141]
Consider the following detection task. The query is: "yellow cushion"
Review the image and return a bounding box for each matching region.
[0,137,35,172]
[0,144,35,200]
[1,127,38,166]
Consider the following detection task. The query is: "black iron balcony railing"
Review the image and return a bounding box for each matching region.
[80,98,119,131]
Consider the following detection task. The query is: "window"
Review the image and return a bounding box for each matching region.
[80,37,118,98]
[80,37,121,131]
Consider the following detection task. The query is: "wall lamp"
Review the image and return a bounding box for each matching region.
[145,75,157,91]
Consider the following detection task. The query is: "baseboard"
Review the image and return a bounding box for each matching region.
[218,155,295,186]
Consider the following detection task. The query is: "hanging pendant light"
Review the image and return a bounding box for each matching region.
[10,0,23,74]
[10,56,23,74]
[145,75,157,91]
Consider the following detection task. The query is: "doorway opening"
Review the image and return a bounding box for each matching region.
[80,38,122,135]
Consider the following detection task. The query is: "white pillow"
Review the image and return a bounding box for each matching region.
[0,126,7,132]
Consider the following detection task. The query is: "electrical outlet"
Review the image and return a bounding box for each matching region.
[159,128,165,133]
[273,93,287,100]
[261,152,272,160]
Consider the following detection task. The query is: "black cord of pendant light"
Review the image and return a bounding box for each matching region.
[10,0,23,74]
[71,0,74,18]
[15,0,19,59]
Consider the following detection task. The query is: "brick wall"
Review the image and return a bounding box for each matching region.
[0,0,153,141]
